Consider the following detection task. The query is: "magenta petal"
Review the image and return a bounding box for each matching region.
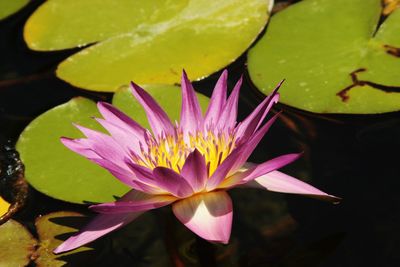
[91,158,139,188]
[130,82,175,137]
[206,113,280,191]
[97,102,147,143]
[215,76,242,130]
[95,118,142,152]
[152,167,194,198]
[235,80,283,142]
[204,70,228,126]
[90,191,176,214]
[60,137,99,159]
[73,124,128,167]
[181,149,208,192]
[220,153,302,189]
[172,191,233,244]
[125,161,157,185]
[53,212,141,254]
[180,70,204,134]
[246,171,340,203]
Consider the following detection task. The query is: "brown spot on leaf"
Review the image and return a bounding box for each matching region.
[383,44,400,57]
[336,68,366,102]
[336,68,400,102]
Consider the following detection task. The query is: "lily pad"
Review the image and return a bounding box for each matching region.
[0,196,10,217]
[16,97,129,204]
[112,84,210,129]
[0,219,37,267]
[248,0,400,114]
[0,0,29,20]
[24,0,272,92]
[35,211,93,267]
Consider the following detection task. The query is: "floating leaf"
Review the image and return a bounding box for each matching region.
[112,84,210,129]
[0,220,37,267]
[0,0,29,20]
[16,97,129,204]
[24,0,272,92]
[34,211,93,267]
[248,0,400,114]
[0,196,10,217]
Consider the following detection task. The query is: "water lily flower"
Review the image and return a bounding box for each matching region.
[54,70,339,254]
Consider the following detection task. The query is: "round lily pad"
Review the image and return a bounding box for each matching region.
[0,0,29,20]
[24,0,272,92]
[248,0,400,114]
[0,219,37,267]
[112,84,210,129]
[16,97,130,204]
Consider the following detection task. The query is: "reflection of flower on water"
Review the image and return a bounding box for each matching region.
[54,70,339,254]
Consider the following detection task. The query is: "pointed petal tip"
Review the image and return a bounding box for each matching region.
[60,136,71,142]
[181,69,189,80]
[53,239,77,254]
[53,246,64,254]
[328,195,342,204]
[96,101,108,109]
[271,79,285,96]
[129,81,141,92]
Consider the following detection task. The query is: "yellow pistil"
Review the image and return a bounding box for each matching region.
[132,129,237,176]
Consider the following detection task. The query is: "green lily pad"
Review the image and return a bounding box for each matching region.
[24,0,272,92]
[0,0,29,20]
[0,220,37,267]
[16,97,130,204]
[34,211,93,267]
[112,84,210,129]
[248,0,400,114]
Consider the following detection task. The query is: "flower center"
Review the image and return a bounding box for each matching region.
[132,128,237,176]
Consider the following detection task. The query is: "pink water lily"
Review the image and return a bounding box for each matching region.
[54,70,339,254]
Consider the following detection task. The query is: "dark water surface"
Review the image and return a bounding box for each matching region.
[1,1,399,266]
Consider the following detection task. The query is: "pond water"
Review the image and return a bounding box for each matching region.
[1,1,400,266]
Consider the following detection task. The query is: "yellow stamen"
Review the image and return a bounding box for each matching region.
[133,129,237,176]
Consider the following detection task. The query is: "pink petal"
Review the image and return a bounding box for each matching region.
[180,70,204,134]
[180,149,208,192]
[206,113,280,191]
[152,167,194,198]
[60,137,100,159]
[91,158,138,188]
[95,118,142,152]
[125,162,169,194]
[97,102,147,144]
[73,124,128,168]
[245,170,340,203]
[204,70,228,126]
[90,190,176,214]
[235,80,283,142]
[219,153,302,189]
[172,191,233,244]
[53,212,141,254]
[215,76,242,131]
[130,82,175,138]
